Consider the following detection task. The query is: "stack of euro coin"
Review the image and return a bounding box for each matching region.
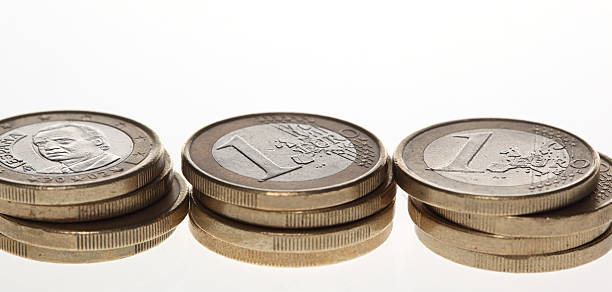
[0,111,188,263]
[183,113,395,267]
[394,118,611,272]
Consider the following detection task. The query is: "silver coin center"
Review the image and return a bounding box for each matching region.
[212,123,356,182]
[423,129,570,186]
[0,121,134,174]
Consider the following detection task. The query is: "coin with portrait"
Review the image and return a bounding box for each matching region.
[0,111,165,205]
[182,113,388,211]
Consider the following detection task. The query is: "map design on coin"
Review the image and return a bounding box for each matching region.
[0,121,132,175]
[424,129,574,187]
[213,123,357,182]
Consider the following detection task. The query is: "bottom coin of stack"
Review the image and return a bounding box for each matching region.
[407,155,612,273]
[188,174,396,267]
[0,173,188,263]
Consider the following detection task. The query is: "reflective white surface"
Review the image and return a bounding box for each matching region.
[0,1,610,291]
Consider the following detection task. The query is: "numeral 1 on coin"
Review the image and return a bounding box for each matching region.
[429,132,493,173]
[217,136,301,181]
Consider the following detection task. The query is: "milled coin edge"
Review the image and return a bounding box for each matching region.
[0,172,189,251]
[415,225,612,273]
[408,198,609,255]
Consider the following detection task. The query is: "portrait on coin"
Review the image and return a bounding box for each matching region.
[32,123,120,174]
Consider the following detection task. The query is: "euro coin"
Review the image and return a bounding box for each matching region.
[394,118,599,215]
[182,113,388,211]
[0,111,165,205]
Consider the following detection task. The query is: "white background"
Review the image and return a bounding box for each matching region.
[0,1,610,291]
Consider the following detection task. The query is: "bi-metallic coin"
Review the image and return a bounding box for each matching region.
[183,113,388,211]
[0,111,165,205]
[394,119,599,215]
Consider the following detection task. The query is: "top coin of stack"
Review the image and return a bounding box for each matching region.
[393,118,611,272]
[0,111,188,263]
[183,113,395,266]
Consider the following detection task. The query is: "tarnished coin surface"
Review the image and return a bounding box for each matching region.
[433,154,612,237]
[0,230,175,264]
[409,199,608,255]
[189,196,393,267]
[0,111,165,205]
[394,118,599,215]
[0,152,172,222]
[0,173,188,251]
[415,225,611,273]
[194,165,395,228]
[183,113,388,211]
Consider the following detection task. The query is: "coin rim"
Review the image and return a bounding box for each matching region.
[0,229,176,264]
[408,198,609,255]
[189,219,392,267]
[431,154,612,236]
[193,161,396,228]
[415,224,612,273]
[0,152,173,222]
[393,118,600,215]
[189,195,394,252]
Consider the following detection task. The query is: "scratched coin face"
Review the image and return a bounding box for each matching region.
[0,111,164,205]
[394,119,599,215]
[182,113,388,210]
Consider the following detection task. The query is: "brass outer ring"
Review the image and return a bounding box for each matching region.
[0,229,175,264]
[182,113,389,211]
[415,225,612,273]
[0,173,188,251]
[408,198,609,255]
[189,221,392,267]
[194,172,396,229]
[0,153,172,222]
[393,118,600,215]
[431,153,612,237]
[0,111,166,205]
[190,196,393,252]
